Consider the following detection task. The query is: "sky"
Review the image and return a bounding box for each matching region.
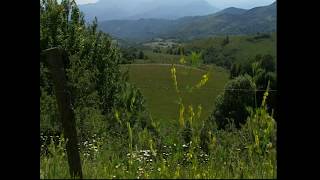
[75,0,275,9]
[76,0,98,4]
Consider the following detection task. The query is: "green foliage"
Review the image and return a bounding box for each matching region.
[260,54,276,72]
[235,54,277,117]
[41,0,116,132]
[247,32,272,42]
[210,75,256,129]
[189,52,203,68]
[41,97,276,179]
[135,49,181,64]
[40,0,151,147]
[243,89,276,160]
[221,35,230,46]
[184,33,276,70]
[41,58,276,178]
[40,2,276,179]
[152,48,162,53]
[40,87,60,132]
[120,47,138,64]
[230,63,241,79]
[138,50,144,59]
[165,45,184,55]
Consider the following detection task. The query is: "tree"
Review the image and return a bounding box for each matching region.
[40,0,150,143]
[236,54,277,118]
[153,48,161,53]
[138,50,144,59]
[179,46,185,55]
[230,63,241,79]
[221,35,230,46]
[202,47,218,64]
[240,54,275,75]
[260,54,275,72]
[120,47,137,64]
[209,75,256,129]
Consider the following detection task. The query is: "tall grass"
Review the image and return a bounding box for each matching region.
[41,107,276,179]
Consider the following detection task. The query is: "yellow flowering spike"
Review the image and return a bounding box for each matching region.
[195,73,209,89]
[255,134,260,147]
[114,110,121,125]
[179,56,186,64]
[179,103,185,128]
[211,136,216,145]
[209,135,216,150]
[197,105,202,120]
[261,80,270,107]
[188,105,195,126]
[171,64,179,93]
[174,166,180,178]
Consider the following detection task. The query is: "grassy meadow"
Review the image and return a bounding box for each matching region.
[121,64,229,133]
[184,33,276,63]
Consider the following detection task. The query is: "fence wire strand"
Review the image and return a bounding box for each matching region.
[131,85,277,92]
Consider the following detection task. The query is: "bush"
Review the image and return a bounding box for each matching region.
[234,54,277,118]
[230,63,241,79]
[260,54,275,72]
[209,75,256,129]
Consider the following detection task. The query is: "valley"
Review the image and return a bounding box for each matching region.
[40,0,277,179]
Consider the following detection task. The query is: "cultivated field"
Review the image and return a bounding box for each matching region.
[121,64,229,135]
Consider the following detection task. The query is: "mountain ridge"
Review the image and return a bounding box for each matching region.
[98,1,276,41]
[79,0,219,21]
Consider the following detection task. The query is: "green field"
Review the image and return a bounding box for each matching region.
[121,64,229,134]
[133,33,276,66]
[184,33,277,63]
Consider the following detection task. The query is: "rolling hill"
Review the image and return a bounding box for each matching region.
[98,1,276,41]
[183,33,277,66]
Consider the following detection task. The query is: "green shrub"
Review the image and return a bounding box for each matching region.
[209,75,256,129]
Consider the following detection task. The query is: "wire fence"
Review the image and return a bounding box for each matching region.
[131,85,277,92]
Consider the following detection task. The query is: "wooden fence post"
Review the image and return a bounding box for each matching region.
[42,47,83,178]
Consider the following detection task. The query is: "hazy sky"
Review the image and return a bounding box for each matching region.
[75,0,275,9]
[76,0,98,4]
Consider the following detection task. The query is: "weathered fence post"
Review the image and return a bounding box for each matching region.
[42,47,83,179]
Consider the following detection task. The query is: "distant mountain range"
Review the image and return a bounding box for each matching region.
[79,0,219,22]
[213,7,247,16]
[98,1,276,41]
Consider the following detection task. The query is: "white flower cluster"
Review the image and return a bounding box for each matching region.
[81,134,102,158]
[127,149,154,163]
